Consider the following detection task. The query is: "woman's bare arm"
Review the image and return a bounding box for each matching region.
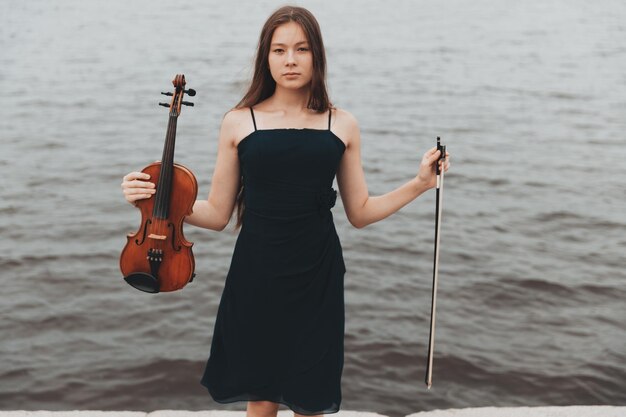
[184,110,242,231]
[335,109,446,229]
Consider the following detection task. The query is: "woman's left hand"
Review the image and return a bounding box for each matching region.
[416,146,450,190]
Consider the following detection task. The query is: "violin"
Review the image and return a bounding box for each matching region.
[120,74,198,293]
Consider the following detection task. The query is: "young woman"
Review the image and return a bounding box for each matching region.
[121,5,450,417]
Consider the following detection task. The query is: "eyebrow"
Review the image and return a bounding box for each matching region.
[270,41,309,47]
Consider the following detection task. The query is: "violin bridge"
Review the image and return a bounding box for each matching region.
[148,233,167,240]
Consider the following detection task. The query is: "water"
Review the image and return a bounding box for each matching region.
[1,0,625,415]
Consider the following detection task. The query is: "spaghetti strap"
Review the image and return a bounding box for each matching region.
[328,108,332,130]
[250,106,257,131]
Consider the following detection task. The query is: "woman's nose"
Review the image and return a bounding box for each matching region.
[286,50,296,63]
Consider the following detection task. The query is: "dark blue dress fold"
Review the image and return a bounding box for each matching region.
[200,125,347,415]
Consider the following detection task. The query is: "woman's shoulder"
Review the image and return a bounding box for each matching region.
[223,106,252,126]
[332,107,358,127]
[221,107,256,145]
[331,107,359,146]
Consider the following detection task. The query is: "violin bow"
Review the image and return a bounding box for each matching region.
[425,136,446,389]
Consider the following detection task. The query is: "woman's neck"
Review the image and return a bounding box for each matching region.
[267,84,312,114]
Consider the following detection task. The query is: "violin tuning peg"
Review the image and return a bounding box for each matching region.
[185,88,196,96]
[181,101,194,106]
[161,91,173,96]
[158,102,170,107]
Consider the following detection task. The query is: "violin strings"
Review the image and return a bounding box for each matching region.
[155,103,176,260]
[150,86,186,289]
[160,107,177,254]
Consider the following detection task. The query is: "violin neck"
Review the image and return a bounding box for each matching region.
[162,115,178,166]
[154,114,178,219]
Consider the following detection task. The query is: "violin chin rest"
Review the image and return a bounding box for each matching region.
[124,272,160,293]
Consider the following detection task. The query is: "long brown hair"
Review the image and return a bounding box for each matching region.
[229,5,335,232]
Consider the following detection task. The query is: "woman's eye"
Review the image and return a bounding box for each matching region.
[272,47,308,53]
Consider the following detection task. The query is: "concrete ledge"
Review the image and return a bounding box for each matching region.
[410,406,625,416]
[0,407,623,417]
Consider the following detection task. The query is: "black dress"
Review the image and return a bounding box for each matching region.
[200,107,347,415]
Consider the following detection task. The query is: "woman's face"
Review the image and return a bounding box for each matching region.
[268,21,313,91]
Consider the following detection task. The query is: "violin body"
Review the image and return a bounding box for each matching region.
[120,74,198,293]
[120,161,197,292]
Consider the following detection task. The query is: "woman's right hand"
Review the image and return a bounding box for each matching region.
[121,171,156,207]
